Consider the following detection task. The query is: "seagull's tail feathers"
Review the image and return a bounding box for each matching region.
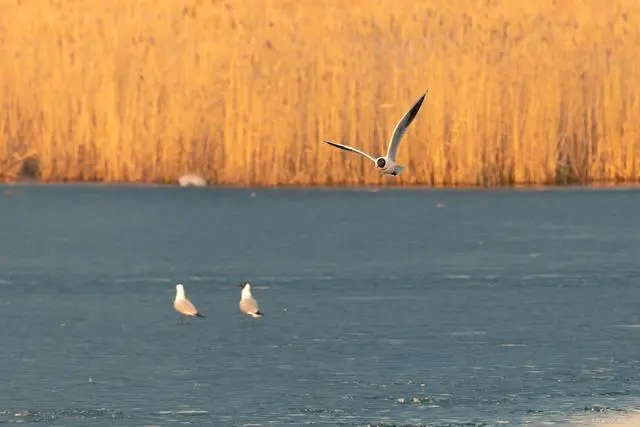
[195,313,206,318]
[392,165,405,176]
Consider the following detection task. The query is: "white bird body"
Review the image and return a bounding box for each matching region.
[173,284,205,319]
[238,282,263,318]
[323,91,427,176]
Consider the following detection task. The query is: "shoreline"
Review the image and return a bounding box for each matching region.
[3,179,640,192]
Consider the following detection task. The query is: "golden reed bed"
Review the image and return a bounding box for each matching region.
[0,0,638,187]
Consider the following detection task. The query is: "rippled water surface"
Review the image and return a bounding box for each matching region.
[1,185,639,426]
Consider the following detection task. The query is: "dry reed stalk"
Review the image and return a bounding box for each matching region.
[0,0,638,187]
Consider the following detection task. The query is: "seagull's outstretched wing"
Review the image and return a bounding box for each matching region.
[386,91,427,161]
[323,140,376,163]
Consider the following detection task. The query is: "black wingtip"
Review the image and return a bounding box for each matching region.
[406,91,427,122]
[195,313,206,318]
[415,91,427,109]
[257,311,264,316]
[323,140,350,152]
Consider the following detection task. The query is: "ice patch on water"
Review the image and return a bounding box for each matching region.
[174,410,209,415]
[395,395,450,405]
[233,275,335,284]
[113,277,172,284]
[151,409,209,417]
[450,330,487,336]
[337,295,410,302]
[0,408,124,423]
[188,275,216,282]
[522,274,584,280]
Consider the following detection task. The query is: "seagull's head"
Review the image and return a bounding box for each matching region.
[237,282,249,289]
[376,158,386,169]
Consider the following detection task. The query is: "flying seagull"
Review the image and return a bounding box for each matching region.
[323,91,427,176]
[173,284,206,321]
[238,282,264,318]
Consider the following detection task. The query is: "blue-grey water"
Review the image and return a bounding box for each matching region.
[1,184,639,426]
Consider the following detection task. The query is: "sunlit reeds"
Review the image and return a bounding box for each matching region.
[0,0,638,187]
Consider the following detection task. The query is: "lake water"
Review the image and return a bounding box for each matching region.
[1,184,639,426]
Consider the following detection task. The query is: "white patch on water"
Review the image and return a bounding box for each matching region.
[113,277,172,283]
[188,276,216,282]
[612,324,640,328]
[522,274,583,280]
[499,343,527,347]
[450,330,487,336]
[584,368,609,373]
[337,295,416,301]
[440,419,475,425]
[174,410,209,415]
[275,364,294,370]
[254,276,304,283]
